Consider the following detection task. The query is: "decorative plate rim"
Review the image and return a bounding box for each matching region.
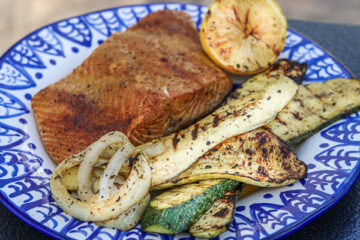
[0,2,357,240]
[270,161,360,239]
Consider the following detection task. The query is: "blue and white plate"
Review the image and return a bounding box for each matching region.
[0,3,358,240]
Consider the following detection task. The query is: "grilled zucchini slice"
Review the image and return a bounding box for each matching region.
[189,184,260,238]
[155,129,306,190]
[264,78,360,144]
[228,61,360,145]
[189,187,241,238]
[227,59,307,102]
[141,179,242,234]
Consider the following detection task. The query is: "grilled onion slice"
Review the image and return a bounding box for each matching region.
[98,142,134,200]
[96,194,150,230]
[50,132,151,222]
[77,132,134,201]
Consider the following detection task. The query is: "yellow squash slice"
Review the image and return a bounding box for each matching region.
[154,129,307,190]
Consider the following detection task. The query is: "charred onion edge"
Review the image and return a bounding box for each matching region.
[96,194,150,230]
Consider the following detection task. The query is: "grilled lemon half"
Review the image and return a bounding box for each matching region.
[200,0,287,75]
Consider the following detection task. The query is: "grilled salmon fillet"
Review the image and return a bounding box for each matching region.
[31,10,232,164]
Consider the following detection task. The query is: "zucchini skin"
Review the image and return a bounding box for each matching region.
[286,105,360,145]
[141,179,241,234]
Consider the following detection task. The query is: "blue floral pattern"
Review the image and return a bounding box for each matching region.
[0,3,357,240]
[0,61,36,89]
[52,17,92,47]
[8,41,46,69]
[27,28,65,57]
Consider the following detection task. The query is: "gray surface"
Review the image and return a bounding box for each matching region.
[0,20,359,240]
[289,20,360,78]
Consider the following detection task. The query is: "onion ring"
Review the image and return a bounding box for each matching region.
[78,131,131,201]
[93,173,126,195]
[96,194,150,230]
[100,142,128,159]
[50,132,151,222]
[98,142,134,201]
[95,158,111,168]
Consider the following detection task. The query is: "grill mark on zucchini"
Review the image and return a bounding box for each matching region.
[295,98,305,108]
[191,124,199,140]
[212,114,220,127]
[267,59,307,83]
[213,208,229,217]
[292,112,303,120]
[172,133,180,149]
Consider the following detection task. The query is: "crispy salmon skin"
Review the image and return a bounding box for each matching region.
[31,10,232,164]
